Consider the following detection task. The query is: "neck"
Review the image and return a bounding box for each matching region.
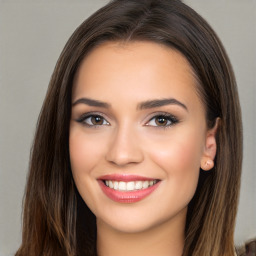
[96,210,186,256]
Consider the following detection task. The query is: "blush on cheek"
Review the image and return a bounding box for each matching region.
[149,137,201,206]
[69,131,110,177]
[151,142,200,172]
[69,134,94,174]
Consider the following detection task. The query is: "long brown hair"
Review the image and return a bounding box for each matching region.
[16,0,242,255]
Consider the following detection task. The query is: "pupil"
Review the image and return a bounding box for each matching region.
[156,116,167,126]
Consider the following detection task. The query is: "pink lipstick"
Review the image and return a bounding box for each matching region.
[98,174,160,203]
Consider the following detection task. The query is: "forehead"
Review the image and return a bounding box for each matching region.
[72,41,202,111]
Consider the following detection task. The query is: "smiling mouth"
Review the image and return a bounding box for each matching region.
[98,175,161,203]
[103,180,158,192]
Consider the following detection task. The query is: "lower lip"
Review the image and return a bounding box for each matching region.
[98,180,161,203]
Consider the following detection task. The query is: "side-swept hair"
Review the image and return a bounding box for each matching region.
[16,0,242,255]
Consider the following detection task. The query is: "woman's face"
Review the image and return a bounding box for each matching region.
[69,41,216,234]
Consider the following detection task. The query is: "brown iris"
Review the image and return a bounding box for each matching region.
[91,115,104,125]
[155,116,168,126]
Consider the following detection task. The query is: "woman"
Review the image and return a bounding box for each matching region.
[15,0,242,255]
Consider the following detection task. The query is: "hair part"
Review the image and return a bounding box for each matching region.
[16,0,242,255]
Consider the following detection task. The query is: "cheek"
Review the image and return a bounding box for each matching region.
[69,129,106,176]
[149,132,202,173]
[147,130,203,199]
[69,129,107,212]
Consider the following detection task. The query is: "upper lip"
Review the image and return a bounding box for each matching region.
[98,174,158,182]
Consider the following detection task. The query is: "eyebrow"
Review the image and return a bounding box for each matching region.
[72,97,188,111]
[72,98,110,108]
[137,98,188,111]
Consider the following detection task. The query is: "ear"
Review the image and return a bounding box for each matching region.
[200,118,219,171]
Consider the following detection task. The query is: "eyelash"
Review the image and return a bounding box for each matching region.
[76,112,110,128]
[76,112,179,128]
[146,113,179,128]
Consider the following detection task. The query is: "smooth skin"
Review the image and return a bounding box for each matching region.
[69,41,218,256]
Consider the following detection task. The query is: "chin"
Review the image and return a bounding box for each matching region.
[95,202,188,235]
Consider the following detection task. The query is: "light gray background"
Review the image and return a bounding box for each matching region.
[0,1,255,255]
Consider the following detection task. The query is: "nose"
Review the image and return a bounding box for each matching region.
[105,125,144,167]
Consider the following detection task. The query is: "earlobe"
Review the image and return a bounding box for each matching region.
[200,118,220,171]
[201,159,214,171]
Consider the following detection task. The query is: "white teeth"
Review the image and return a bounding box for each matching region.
[104,180,157,191]
[143,181,149,189]
[109,181,114,189]
[135,181,143,190]
[127,181,135,191]
[114,181,119,190]
[118,181,126,190]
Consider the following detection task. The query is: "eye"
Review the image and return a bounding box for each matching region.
[76,114,110,127]
[146,114,178,127]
